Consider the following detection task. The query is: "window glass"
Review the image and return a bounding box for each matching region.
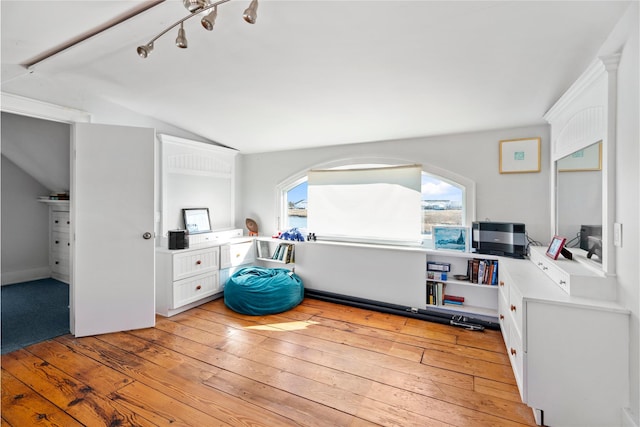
[421,173,463,237]
[285,180,308,229]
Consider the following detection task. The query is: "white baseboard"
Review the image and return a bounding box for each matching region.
[623,408,639,427]
[1,267,51,285]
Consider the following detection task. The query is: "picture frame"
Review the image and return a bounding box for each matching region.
[499,137,541,174]
[182,208,212,234]
[546,235,567,260]
[433,226,468,252]
[558,142,602,172]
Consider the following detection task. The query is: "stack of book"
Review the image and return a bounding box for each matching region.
[467,259,499,285]
[443,294,465,306]
[426,261,450,306]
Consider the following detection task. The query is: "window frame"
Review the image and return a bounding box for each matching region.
[276,158,475,244]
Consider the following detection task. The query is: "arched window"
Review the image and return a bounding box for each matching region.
[278,161,473,244]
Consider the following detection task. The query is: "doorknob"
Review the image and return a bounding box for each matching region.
[142,232,153,240]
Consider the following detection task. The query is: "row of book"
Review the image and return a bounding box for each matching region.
[256,241,295,263]
[468,258,498,285]
[272,243,295,263]
[426,282,465,307]
[425,259,499,285]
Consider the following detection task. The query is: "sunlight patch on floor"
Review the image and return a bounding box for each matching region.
[245,320,319,331]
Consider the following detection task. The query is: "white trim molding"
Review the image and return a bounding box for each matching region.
[1,92,91,123]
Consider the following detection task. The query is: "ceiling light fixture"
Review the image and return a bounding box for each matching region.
[137,0,257,59]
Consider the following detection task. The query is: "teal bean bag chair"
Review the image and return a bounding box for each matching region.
[224,267,304,315]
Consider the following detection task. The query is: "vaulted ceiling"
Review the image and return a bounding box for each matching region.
[1,1,631,153]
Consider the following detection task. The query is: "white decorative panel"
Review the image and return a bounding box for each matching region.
[166,153,232,177]
[158,134,238,236]
[555,106,604,159]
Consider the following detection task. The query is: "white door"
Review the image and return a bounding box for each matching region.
[71,123,155,337]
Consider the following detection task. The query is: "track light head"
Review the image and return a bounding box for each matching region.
[183,0,207,13]
[243,0,258,24]
[176,23,188,48]
[137,42,154,58]
[201,6,218,31]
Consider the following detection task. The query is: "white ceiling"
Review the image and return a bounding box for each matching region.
[1,1,632,153]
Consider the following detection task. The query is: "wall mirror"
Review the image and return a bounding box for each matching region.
[546,54,619,276]
[556,141,603,260]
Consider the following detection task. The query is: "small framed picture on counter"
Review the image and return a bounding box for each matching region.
[546,235,566,260]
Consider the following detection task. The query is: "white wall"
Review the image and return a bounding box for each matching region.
[1,112,70,192]
[1,155,50,284]
[239,124,551,244]
[602,2,640,424]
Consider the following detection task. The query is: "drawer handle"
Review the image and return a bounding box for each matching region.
[55,261,59,265]
[499,281,504,287]
[559,280,566,285]
[66,221,70,225]
[499,314,504,320]
[54,220,59,224]
[510,304,516,312]
[542,266,548,271]
[196,260,202,265]
[236,253,241,258]
[195,285,202,290]
[537,262,543,266]
[55,240,59,244]
[510,348,517,356]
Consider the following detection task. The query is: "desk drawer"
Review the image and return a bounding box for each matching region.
[173,247,220,280]
[173,271,219,308]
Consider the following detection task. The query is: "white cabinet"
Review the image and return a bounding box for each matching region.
[220,239,255,269]
[157,238,257,316]
[499,256,629,426]
[156,245,221,317]
[40,200,71,283]
[219,239,256,292]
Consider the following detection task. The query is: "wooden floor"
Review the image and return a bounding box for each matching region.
[1,297,537,426]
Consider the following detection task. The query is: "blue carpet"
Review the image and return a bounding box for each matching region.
[1,278,70,354]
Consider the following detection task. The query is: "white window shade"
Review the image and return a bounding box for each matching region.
[307,164,422,244]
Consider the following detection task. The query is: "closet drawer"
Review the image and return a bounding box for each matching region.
[52,255,70,276]
[52,231,71,254]
[172,271,219,308]
[173,247,220,281]
[52,211,70,232]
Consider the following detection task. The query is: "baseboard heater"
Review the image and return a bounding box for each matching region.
[304,289,499,331]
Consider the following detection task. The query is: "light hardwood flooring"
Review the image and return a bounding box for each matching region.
[1,297,537,426]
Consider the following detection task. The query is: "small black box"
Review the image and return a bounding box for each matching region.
[168,229,189,250]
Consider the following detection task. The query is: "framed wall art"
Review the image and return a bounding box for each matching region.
[499,137,541,174]
[433,226,468,252]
